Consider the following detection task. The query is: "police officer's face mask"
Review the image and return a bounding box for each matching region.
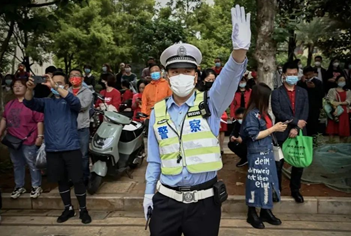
[169,74,196,97]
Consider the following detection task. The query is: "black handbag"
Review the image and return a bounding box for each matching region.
[1,129,35,150]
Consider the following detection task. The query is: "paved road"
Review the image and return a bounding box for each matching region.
[1,210,351,236]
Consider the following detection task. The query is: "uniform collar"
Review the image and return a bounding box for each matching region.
[166,91,195,109]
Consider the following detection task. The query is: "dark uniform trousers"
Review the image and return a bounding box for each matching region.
[149,192,221,236]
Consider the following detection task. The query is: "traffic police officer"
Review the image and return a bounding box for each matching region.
[143,5,252,236]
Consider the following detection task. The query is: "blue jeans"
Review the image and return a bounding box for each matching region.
[9,145,42,188]
[78,128,90,180]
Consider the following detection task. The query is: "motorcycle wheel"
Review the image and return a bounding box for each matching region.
[87,173,103,195]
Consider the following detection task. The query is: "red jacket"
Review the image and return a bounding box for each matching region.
[230,89,252,118]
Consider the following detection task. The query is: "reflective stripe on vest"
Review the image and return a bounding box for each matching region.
[153,92,223,175]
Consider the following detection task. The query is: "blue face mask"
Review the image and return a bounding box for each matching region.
[285,76,298,85]
[84,68,91,74]
[338,82,346,88]
[51,85,65,96]
[239,83,246,88]
[5,80,12,86]
[102,66,107,72]
[237,119,243,124]
[215,62,221,67]
[151,72,161,80]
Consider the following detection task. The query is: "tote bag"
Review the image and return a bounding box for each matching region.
[282,130,313,168]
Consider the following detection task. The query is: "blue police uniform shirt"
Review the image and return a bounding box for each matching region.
[145,55,248,194]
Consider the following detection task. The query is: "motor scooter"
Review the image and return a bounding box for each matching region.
[88,93,146,194]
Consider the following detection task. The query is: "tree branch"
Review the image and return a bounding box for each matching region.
[28,1,60,8]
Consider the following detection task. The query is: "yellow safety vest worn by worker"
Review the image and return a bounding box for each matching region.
[153,92,223,175]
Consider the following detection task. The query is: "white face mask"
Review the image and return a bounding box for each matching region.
[169,74,195,97]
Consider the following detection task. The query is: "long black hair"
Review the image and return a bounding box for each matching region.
[328,58,342,72]
[243,83,272,120]
[197,68,217,92]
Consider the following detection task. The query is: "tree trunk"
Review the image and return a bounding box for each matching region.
[0,76,3,114]
[0,20,15,67]
[307,44,314,66]
[288,29,296,62]
[255,0,277,89]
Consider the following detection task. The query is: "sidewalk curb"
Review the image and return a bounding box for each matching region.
[2,193,351,215]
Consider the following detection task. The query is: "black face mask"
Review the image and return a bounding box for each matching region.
[204,81,214,90]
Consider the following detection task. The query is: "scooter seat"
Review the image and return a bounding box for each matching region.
[120,122,144,142]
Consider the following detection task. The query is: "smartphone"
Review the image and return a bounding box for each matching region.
[32,76,46,84]
[283,119,293,124]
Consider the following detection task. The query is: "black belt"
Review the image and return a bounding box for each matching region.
[163,176,218,191]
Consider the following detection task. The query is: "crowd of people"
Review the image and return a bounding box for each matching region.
[1,34,351,235]
[1,54,351,226]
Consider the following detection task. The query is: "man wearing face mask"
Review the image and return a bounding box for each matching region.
[23,72,92,224]
[271,61,309,204]
[313,56,327,84]
[212,57,223,75]
[141,57,156,82]
[143,5,250,235]
[297,66,324,137]
[68,69,94,185]
[83,65,96,89]
[141,64,172,134]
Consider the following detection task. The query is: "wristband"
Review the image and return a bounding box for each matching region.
[38,135,44,138]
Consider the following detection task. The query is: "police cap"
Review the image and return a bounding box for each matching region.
[160,43,202,70]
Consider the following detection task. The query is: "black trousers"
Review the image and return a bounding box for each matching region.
[275,158,304,193]
[149,192,221,236]
[228,142,247,161]
[306,109,320,136]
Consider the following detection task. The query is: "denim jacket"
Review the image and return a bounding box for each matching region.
[240,108,273,154]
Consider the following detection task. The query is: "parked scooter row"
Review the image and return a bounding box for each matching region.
[87,92,147,194]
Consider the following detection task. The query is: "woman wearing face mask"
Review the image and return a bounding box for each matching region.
[197,69,228,155]
[121,64,137,92]
[0,79,44,200]
[3,74,16,103]
[99,63,113,89]
[325,58,345,93]
[95,73,121,111]
[230,76,252,120]
[325,75,351,142]
[132,80,147,122]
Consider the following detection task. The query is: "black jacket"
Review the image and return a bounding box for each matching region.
[271,85,309,143]
[297,78,324,111]
[84,75,96,89]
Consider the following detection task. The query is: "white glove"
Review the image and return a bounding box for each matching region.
[143,194,154,220]
[231,4,251,50]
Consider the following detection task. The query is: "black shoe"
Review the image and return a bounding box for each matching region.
[79,208,92,224]
[236,159,248,167]
[260,209,282,225]
[57,206,75,223]
[291,191,304,203]
[247,207,265,229]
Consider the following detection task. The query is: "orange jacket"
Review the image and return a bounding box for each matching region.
[141,78,172,117]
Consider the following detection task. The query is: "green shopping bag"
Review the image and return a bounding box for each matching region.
[282,130,313,168]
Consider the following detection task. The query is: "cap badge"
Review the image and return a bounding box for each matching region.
[177,46,187,57]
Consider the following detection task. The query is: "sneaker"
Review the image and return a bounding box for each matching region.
[30,186,43,199]
[57,206,76,223]
[236,159,248,167]
[79,208,92,224]
[11,187,26,199]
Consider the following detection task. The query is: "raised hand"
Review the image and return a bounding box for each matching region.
[231,5,251,50]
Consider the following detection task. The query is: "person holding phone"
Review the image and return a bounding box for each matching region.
[132,80,147,121]
[228,107,247,167]
[240,83,287,229]
[271,61,309,204]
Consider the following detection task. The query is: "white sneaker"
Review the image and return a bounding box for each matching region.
[11,187,26,199]
[30,186,43,199]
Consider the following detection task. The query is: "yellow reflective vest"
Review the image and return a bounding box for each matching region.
[153,92,223,175]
